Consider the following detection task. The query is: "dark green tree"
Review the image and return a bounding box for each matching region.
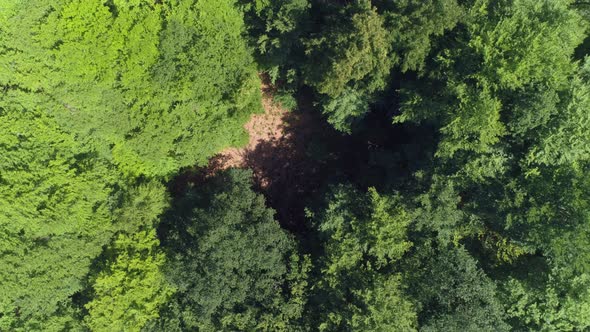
[406,244,510,331]
[304,1,392,132]
[394,1,590,329]
[154,169,309,331]
[377,0,463,72]
[239,0,310,82]
[307,185,417,331]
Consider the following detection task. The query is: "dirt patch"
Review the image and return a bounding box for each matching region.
[170,78,349,232]
[186,78,325,231]
[169,76,434,232]
[211,81,294,180]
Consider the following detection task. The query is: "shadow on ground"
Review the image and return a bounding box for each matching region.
[169,85,436,234]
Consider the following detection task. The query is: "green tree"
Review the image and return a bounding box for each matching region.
[2,0,261,177]
[411,175,481,247]
[308,185,417,331]
[1,0,265,328]
[84,230,174,332]
[0,111,115,330]
[154,169,309,331]
[397,0,586,166]
[304,1,392,132]
[239,0,310,82]
[377,0,463,72]
[500,265,590,331]
[0,108,170,329]
[525,58,590,166]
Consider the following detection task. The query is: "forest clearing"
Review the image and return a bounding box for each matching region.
[2,0,590,330]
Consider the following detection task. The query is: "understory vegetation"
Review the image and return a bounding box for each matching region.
[1,0,590,331]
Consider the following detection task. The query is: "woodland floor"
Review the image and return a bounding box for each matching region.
[169,76,426,233]
[210,80,313,184]
[170,78,326,232]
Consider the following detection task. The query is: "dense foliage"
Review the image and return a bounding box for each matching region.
[1,0,258,329]
[1,0,589,331]
[152,169,308,331]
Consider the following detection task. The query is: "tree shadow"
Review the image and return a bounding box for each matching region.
[168,154,233,198]
[169,85,437,235]
[167,88,332,233]
[243,89,438,234]
[241,89,330,233]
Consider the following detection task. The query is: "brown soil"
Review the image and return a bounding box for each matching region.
[169,76,325,231]
[208,80,302,185]
[169,76,430,232]
[222,80,341,231]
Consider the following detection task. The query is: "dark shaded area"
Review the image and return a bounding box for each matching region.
[574,35,590,60]
[169,84,436,236]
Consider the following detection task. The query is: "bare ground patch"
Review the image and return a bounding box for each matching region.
[211,80,296,180]
[169,77,323,231]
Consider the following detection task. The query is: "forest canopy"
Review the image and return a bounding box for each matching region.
[1,0,589,331]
